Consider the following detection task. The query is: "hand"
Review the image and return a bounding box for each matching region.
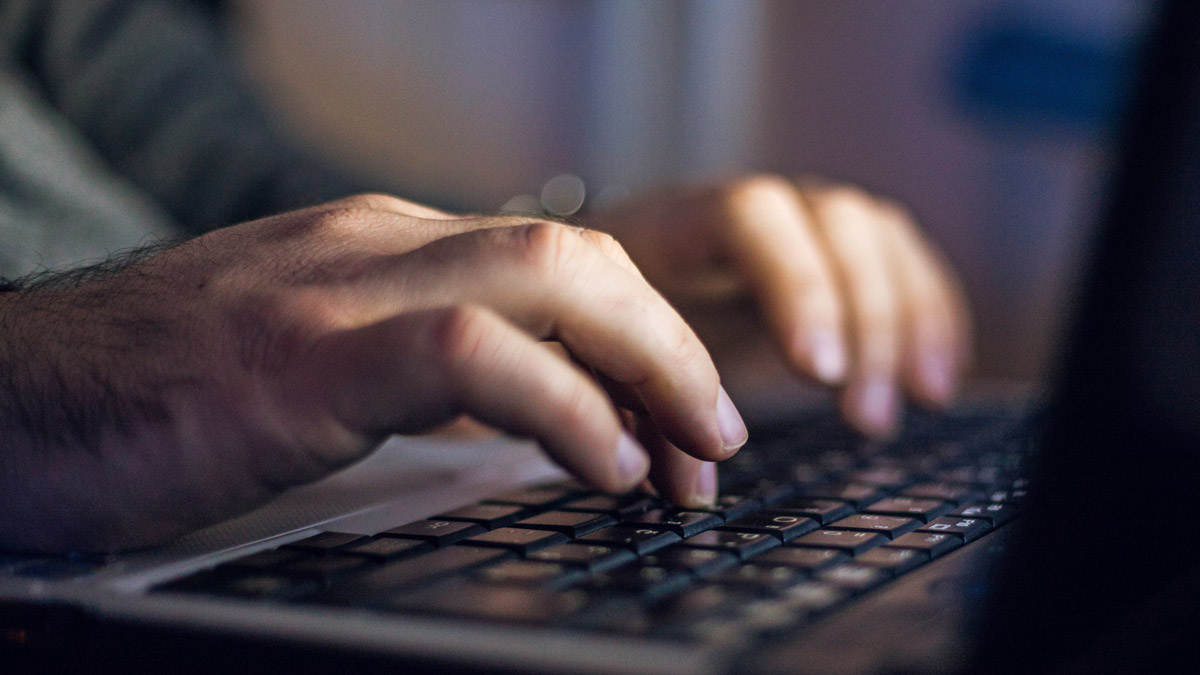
[590,176,971,437]
[0,194,746,553]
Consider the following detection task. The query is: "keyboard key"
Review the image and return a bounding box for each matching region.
[459,528,568,554]
[589,562,694,600]
[884,532,961,558]
[577,527,682,556]
[948,502,1019,526]
[827,514,920,539]
[680,530,781,560]
[558,493,659,519]
[720,513,818,542]
[641,547,738,578]
[846,467,912,487]
[709,564,803,592]
[917,516,991,542]
[282,531,367,553]
[778,581,846,617]
[797,482,886,507]
[337,537,432,562]
[623,510,723,538]
[902,482,982,504]
[516,511,616,537]
[277,556,371,583]
[378,519,485,546]
[862,497,952,522]
[689,494,762,521]
[816,564,888,594]
[484,485,578,508]
[853,547,928,576]
[217,548,304,573]
[475,560,586,589]
[528,543,636,573]
[385,581,589,624]
[437,504,526,529]
[754,547,847,573]
[788,530,886,555]
[167,571,319,601]
[772,498,854,525]
[322,547,514,602]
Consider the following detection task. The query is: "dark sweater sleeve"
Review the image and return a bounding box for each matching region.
[0,0,378,234]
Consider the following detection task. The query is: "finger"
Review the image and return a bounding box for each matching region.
[391,222,748,460]
[311,304,651,492]
[803,187,903,438]
[717,176,848,385]
[876,203,973,406]
[634,416,716,508]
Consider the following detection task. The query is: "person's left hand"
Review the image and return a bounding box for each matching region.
[589,175,971,438]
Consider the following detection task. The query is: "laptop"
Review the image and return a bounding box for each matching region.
[3,1,1198,673]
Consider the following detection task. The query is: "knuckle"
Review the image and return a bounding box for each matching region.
[512,220,585,280]
[429,304,495,374]
[722,173,794,207]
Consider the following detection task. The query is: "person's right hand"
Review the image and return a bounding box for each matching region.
[0,194,746,554]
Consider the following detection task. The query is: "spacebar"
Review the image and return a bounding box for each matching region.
[319,546,514,605]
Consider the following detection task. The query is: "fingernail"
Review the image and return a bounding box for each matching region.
[616,432,649,487]
[920,348,953,403]
[693,462,718,506]
[857,378,896,436]
[806,329,847,384]
[716,387,748,452]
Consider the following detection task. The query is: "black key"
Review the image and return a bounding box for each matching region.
[750,480,800,506]
[437,504,526,529]
[623,510,723,538]
[680,530,780,560]
[528,543,636,573]
[168,572,318,600]
[917,516,991,542]
[577,527,681,556]
[986,488,1028,504]
[484,485,578,508]
[322,547,514,603]
[853,547,928,576]
[338,537,432,562]
[459,528,568,554]
[902,482,982,505]
[778,582,846,617]
[475,560,587,590]
[803,482,889,506]
[378,519,486,546]
[689,494,762,521]
[789,530,886,555]
[278,556,371,583]
[282,531,367,553]
[516,511,616,537]
[589,562,694,600]
[559,493,659,519]
[862,497,952,522]
[641,547,738,577]
[884,531,961,558]
[816,564,887,594]
[827,514,920,539]
[754,547,847,573]
[846,467,912,487]
[217,549,304,574]
[385,581,589,624]
[949,502,1019,526]
[772,498,854,525]
[720,513,818,542]
[709,564,803,591]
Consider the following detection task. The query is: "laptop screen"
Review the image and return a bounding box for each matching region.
[973,0,1200,671]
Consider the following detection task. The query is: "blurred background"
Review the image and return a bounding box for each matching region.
[228,0,1148,382]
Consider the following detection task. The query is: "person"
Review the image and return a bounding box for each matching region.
[0,1,970,554]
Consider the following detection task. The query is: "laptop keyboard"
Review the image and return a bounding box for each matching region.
[156,403,1033,644]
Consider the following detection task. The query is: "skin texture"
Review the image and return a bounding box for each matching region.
[0,178,971,554]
